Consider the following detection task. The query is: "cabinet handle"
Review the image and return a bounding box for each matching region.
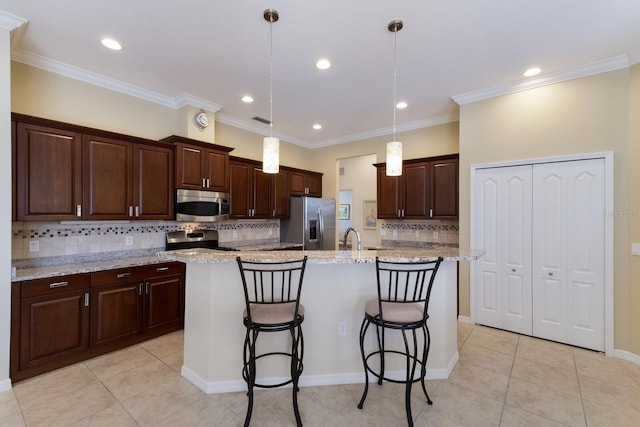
[146,282,149,295]
[84,293,89,307]
[429,208,433,218]
[548,272,554,276]
[128,206,134,217]
[206,178,210,188]
[511,268,516,272]
[156,267,169,272]
[202,178,206,188]
[49,281,68,289]
[76,205,82,217]
[273,209,276,217]
[117,272,131,279]
[135,206,140,217]
[401,209,405,218]
[139,283,144,295]
[398,209,401,217]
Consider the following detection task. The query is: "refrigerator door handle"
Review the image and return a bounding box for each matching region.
[317,208,324,249]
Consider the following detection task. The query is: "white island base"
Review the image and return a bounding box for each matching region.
[155,248,481,394]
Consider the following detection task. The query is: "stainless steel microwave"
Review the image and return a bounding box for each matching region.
[175,189,229,222]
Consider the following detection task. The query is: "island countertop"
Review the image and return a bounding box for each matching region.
[156,247,484,264]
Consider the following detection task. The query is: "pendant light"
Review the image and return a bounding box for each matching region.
[263,8,279,174]
[386,20,403,177]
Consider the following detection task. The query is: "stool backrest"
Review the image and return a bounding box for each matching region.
[236,256,308,322]
[376,256,442,319]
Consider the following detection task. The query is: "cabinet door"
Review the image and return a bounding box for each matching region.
[272,171,290,218]
[16,123,83,221]
[145,274,184,333]
[402,162,429,219]
[229,161,252,218]
[205,149,230,192]
[90,281,143,348]
[134,144,174,220]
[175,144,205,189]
[430,158,458,219]
[20,289,89,370]
[289,171,307,196]
[252,168,272,218]
[83,135,133,220]
[305,174,322,197]
[376,166,401,219]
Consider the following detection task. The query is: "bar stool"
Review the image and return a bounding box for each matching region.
[236,256,308,427]
[357,256,442,427]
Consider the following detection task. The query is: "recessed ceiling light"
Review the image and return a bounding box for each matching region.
[396,101,407,109]
[316,59,331,70]
[241,95,254,103]
[313,124,322,130]
[101,38,122,51]
[523,67,541,77]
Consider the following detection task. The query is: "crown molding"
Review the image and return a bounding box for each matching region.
[174,93,222,113]
[311,113,459,148]
[0,10,27,31]
[215,113,311,147]
[628,51,640,66]
[452,55,632,105]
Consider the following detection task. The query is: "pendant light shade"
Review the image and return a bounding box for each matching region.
[263,9,280,174]
[386,19,403,177]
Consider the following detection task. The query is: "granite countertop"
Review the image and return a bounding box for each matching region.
[156,247,484,264]
[232,242,303,251]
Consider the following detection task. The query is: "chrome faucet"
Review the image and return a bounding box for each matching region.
[342,227,362,251]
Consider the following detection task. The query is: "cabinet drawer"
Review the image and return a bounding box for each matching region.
[91,266,149,286]
[147,262,185,277]
[21,273,90,298]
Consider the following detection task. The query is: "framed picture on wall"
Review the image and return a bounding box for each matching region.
[338,204,351,220]
[363,200,377,229]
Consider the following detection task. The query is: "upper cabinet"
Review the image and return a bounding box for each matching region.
[13,113,174,221]
[162,135,233,192]
[288,169,322,197]
[375,154,458,220]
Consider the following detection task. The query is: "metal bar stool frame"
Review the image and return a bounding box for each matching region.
[236,256,308,427]
[357,256,442,427]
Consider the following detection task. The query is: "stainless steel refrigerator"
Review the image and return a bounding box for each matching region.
[280,197,336,250]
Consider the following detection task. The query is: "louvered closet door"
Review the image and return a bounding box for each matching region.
[474,166,532,334]
[532,159,605,351]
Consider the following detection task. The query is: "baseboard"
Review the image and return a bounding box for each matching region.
[612,349,640,365]
[457,316,472,324]
[0,378,12,392]
[179,351,459,394]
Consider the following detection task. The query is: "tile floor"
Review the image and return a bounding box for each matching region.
[1,323,639,426]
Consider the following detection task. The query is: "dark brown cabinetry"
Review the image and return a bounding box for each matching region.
[289,169,322,197]
[12,274,90,381]
[11,262,185,382]
[163,135,233,192]
[229,157,290,219]
[15,122,83,221]
[376,154,458,220]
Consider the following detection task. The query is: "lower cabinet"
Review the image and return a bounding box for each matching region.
[10,262,185,382]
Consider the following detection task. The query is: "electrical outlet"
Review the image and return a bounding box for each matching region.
[392,230,397,238]
[338,321,347,336]
[380,229,386,236]
[29,240,39,252]
[268,228,273,236]
[632,243,640,256]
[415,230,420,238]
[433,231,439,239]
[232,230,238,238]
[125,236,133,246]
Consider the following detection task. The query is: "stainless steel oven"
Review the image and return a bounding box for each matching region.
[175,189,229,222]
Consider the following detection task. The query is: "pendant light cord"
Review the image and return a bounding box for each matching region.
[393,28,397,142]
[269,16,274,138]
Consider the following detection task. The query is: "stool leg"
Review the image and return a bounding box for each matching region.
[402,329,416,427]
[244,329,258,427]
[420,324,433,405]
[377,323,385,385]
[357,318,371,409]
[290,325,303,427]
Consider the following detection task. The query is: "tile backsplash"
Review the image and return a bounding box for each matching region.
[379,220,459,246]
[12,220,280,260]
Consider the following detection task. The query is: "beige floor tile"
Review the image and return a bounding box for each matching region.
[0,390,21,419]
[578,374,640,417]
[84,344,157,380]
[499,404,566,427]
[13,363,98,410]
[511,356,580,397]
[121,376,202,425]
[67,403,138,427]
[416,381,503,427]
[158,348,183,372]
[583,398,640,427]
[155,395,243,427]
[139,329,184,359]
[458,343,515,375]
[574,351,640,390]
[464,328,519,356]
[515,335,576,371]
[101,358,182,401]
[505,377,585,427]
[0,411,26,427]
[21,383,116,427]
[448,363,510,400]
[457,322,474,349]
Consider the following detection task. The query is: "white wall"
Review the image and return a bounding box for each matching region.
[1,27,13,391]
[338,154,378,248]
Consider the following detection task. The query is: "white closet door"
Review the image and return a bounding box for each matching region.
[475,166,532,334]
[532,159,605,351]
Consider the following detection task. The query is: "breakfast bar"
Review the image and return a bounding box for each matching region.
[157,248,483,394]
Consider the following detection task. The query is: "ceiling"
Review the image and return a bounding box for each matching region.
[2,1,640,148]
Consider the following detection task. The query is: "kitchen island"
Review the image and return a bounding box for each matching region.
[156,248,483,394]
